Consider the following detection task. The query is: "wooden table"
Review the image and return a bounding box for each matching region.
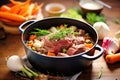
[0,0,120,80]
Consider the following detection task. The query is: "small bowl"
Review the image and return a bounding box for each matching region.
[45,3,66,17]
[79,0,104,14]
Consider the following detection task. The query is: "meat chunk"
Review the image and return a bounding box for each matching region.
[79,29,85,36]
[43,36,72,53]
[54,39,72,53]
[67,44,86,55]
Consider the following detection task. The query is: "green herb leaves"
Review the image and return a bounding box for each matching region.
[30,28,50,36]
[86,13,106,25]
[49,28,72,40]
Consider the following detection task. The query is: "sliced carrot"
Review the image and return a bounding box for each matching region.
[106,53,120,64]
[29,35,37,40]
[47,52,56,56]
[9,4,22,14]
[32,3,44,15]
[60,24,66,29]
[25,3,35,19]
[32,3,39,15]
[27,43,33,47]
[0,5,11,12]
[18,3,29,15]
[20,3,34,19]
[85,43,94,48]
[0,11,26,22]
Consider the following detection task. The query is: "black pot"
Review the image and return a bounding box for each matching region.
[19,18,103,76]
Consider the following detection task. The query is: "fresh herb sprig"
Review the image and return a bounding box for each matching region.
[97,67,103,79]
[30,28,50,36]
[49,28,72,40]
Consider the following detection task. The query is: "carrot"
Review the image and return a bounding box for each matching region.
[9,4,22,14]
[105,53,120,64]
[85,43,94,48]
[27,43,33,47]
[60,24,66,29]
[25,3,35,19]
[20,3,34,18]
[18,3,29,15]
[10,0,31,5]
[32,3,44,15]
[47,52,56,56]
[29,35,37,40]
[0,18,23,26]
[0,5,11,12]
[0,11,26,22]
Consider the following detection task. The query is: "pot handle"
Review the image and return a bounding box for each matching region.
[19,20,36,33]
[81,44,104,60]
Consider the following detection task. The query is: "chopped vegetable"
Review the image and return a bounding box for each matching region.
[102,37,120,56]
[7,55,39,78]
[85,43,94,48]
[60,8,83,20]
[47,52,56,56]
[86,13,106,25]
[33,39,44,48]
[105,53,120,64]
[0,0,43,26]
[29,34,37,40]
[93,22,110,40]
[97,67,103,79]
[0,11,26,22]
[0,5,11,12]
[49,27,72,40]
[30,28,50,36]
[0,18,23,26]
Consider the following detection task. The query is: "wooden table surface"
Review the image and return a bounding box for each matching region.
[0,0,120,80]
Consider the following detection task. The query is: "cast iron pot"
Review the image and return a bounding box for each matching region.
[19,18,104,76]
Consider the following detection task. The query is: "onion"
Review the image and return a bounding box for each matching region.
[93,22,110,40]
[102,37,120,56]
[7,55,38,78]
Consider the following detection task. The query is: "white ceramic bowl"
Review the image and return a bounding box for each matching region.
[79,0,104,14]
[45,3,66,16]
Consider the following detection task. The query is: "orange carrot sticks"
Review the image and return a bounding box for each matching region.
[9,4,22,14]
[0,5,11,12]
[0,11,26,22]
[0,18,23,26]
